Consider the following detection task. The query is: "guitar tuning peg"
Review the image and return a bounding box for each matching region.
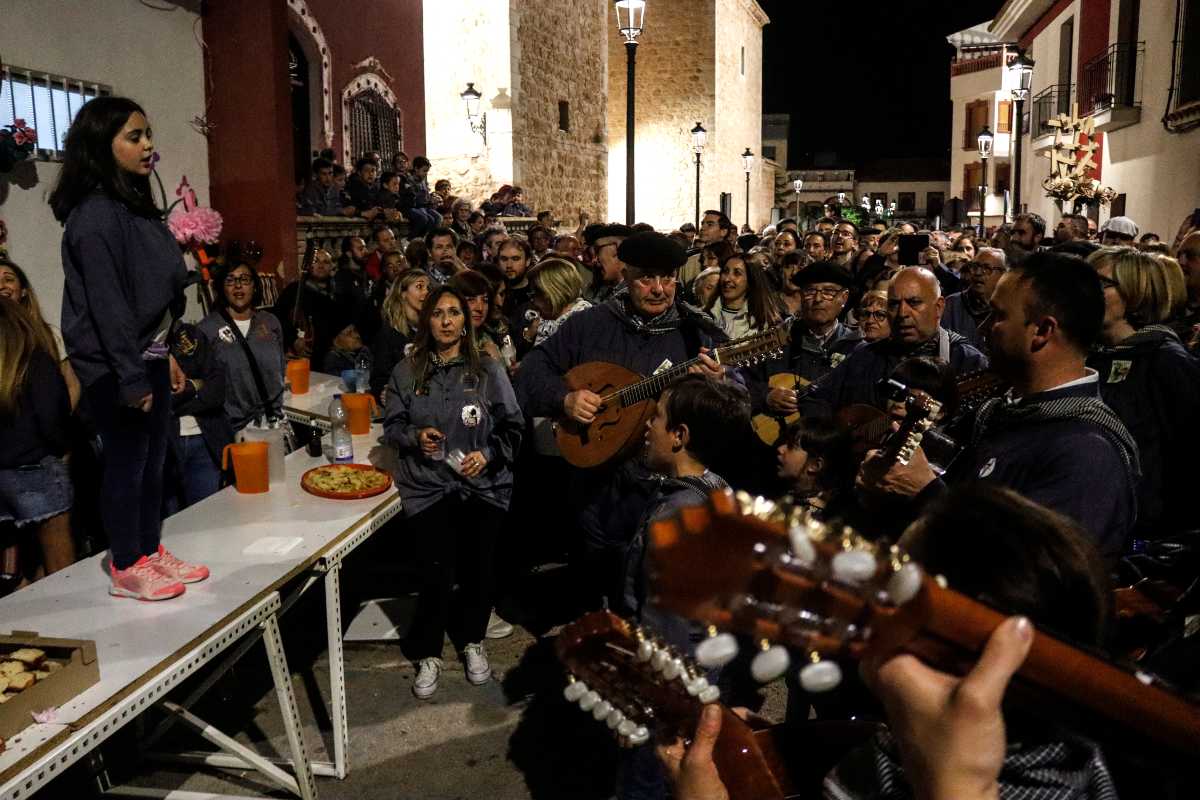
[798,652,843,693]
[650,647,670,672]
[592,699,614,721]
[636,635,654,663]
[662,657,685,680]
[606,707,626,729]
[578,690,601,711]
[751,641,790,683]
[563,678,589,702]
[886,561,923,605]
[695,629,739,668]
[787,521,817,566]
[627,725,651,746]
[685,675,710,696]
[831,549,878,585]
[617,719,638,738]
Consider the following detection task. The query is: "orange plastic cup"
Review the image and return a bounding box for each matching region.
[286,358,311,395]
[342,392,378,435]
[222,441,270,494]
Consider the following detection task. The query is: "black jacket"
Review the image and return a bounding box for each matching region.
[0,349,70,469]
[745,319,862,412]
[170,322,234,464]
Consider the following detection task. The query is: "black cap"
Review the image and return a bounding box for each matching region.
[617,231,688,275]
[590,223,634,248]
[581,222,607,246]
[792,260,853,289]
[737,233,760,253]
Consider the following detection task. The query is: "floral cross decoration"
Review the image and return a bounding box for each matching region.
[1041,104,1116,205]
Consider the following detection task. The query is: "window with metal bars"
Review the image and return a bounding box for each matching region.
[0,65,112,159]
[347,90,402,164]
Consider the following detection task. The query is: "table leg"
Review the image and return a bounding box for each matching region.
[324,563,348,779]
[262,614,319,800]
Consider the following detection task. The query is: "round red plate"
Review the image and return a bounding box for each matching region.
[300,464,393,500]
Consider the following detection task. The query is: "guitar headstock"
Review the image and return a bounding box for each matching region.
[647,490,929,690]
[717,324,790,368]
[555,610,721,746]
[893,391,941,465]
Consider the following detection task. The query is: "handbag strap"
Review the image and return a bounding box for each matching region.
[219,308,277,423]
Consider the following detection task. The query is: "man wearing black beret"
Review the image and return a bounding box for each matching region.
[744,261,862,429]
[515,231,729,606]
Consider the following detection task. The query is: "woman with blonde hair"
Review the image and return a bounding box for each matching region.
[370,268,430,398]
[0,258,81,409]
[1086,246,1200,538]
[525,257,591,346]
[0,299,76,593]
[1151,254,1189,321]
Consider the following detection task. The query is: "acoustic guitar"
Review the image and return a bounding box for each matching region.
[646,490,1200,761]
[555,325,790,468]
[750,373,812,447]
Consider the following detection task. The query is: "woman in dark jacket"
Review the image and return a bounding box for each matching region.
[50,96,208,601]
[199,264,287,434]
[383,286,523,700]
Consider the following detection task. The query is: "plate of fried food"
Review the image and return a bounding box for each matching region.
[300,464,393,500]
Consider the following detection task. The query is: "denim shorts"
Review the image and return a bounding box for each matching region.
[0,455,74,527]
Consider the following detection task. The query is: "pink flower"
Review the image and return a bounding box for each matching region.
[12,131,29,146]
[168,206,223,246]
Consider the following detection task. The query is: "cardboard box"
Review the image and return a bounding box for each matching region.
[0,631,99,740]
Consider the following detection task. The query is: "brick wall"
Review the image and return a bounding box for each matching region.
[510,0,610,227]
[714,0,771,231]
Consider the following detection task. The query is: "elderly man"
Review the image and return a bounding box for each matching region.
[941,246,1007,352]
[515,232,727,609]
[803,266,988,414]
[748,261,861,418]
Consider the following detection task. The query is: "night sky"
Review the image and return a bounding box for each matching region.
[759,0,1005,168]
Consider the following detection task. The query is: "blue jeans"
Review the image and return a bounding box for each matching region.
[406,207,442,235]
[165,434,222,516]
[85,360,171,570]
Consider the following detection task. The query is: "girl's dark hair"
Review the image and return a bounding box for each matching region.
[783,417,856,493]
[663,374,751,469]
[774,229,801,248]
[404,240,430,270]
[706,254,781,332]
[49,97,160,222]
[409,286,482,393]
[906,484,1111,647]
[449,269,493,299]
[702,241,736,264]
[474,262,508,320]
[212,263,264,310]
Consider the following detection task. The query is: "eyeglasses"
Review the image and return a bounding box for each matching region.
[1098,275,1121,290]
[224,275,254,287]
[800,287,846,300]
[859,310,889,321]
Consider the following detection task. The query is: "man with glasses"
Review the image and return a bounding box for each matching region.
[803,266,988,414]
[942,247,1007,352]
[828,220,859,269]
[748,261,860,421]
[515,232,727,608]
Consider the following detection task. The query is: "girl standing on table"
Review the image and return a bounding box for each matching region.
[50,97,208,600]
[383,286,523,699]
[198,263,286,434]
[0,300,76,594]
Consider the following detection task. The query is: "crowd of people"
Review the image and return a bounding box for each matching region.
[2,95,1199,799]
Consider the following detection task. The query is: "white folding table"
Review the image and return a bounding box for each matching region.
[282,373,347,432]
[0,429,401,800]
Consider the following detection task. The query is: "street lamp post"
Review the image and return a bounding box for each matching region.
[460,83,487,146]
[614,1,646,225]
[792,177,803,226]
[741,148,754,230]
[977,125,994,238]
[1008,49,1035,217]
[691,122,706,232]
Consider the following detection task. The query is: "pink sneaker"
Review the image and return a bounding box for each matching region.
[148,545,210,584]
[110,556,186,601]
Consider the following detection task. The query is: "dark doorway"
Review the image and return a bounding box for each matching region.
[288,33,312,186]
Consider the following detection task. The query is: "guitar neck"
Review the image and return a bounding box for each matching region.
[886,577,1200,757]
[614,331,780,407]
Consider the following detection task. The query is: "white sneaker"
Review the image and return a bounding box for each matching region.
[412,657,443,699]
[485,611,514,639]
[463,643,491,685]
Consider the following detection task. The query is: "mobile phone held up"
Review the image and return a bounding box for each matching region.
[897,234,930,266]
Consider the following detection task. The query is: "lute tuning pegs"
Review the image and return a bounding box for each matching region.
[750,639,790,683]
[695,627,739,668]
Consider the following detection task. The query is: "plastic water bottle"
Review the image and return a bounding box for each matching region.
[354,351,372,394]
[329,394,354,463]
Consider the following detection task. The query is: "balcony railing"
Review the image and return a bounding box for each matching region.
[950,45,1016,77]
[1081,42,1144,116]
[1031,83,1075,139]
